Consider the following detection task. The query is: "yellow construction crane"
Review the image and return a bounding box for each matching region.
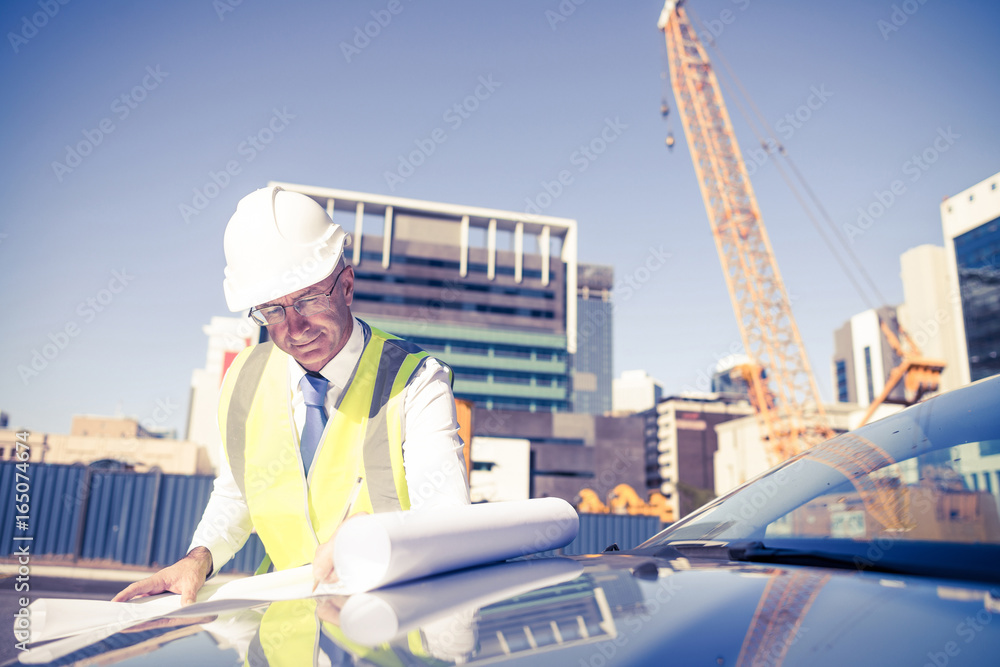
[658,0,833,464]
[658,2,944,458]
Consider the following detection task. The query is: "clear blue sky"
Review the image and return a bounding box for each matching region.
[2,0,998,436]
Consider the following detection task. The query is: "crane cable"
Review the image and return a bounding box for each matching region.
[685,6,888,313]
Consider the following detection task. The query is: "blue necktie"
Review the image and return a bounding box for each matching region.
[299,372,329,472]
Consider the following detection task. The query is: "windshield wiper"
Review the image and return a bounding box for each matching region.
[726,541,889,573]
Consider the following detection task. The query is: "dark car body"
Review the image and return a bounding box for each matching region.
[16,376,1000,666]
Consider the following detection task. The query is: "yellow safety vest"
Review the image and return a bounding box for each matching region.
[219,321,433,571]
[245,600,435,667]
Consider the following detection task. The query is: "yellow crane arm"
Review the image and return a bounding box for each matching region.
[660,0,833,463]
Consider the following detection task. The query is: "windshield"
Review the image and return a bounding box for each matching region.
[641,376,1000,552]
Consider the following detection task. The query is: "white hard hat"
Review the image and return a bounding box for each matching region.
[222,186,348,312]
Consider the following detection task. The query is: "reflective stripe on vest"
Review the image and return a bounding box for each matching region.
[220,321,429,571]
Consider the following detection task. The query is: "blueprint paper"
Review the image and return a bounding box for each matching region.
[333,497,580,593]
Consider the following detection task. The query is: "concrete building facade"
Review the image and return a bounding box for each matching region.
[645,395,754,520]
[941,170,1000,385]
[832,306,902,406]
[897,244,966,394]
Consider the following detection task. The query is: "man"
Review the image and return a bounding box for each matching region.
[115,186,470,604]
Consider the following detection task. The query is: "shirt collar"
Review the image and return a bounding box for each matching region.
[288,317,363,393]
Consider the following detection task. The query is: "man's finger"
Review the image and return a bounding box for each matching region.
[112,580,147,603]
[113,574,168,602]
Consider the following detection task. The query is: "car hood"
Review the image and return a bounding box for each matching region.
[17,553,999,667]
[552,553,999,666]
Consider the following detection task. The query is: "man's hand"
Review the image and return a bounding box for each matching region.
[312,511,368,587]
[113,547,213,605]
[312,535,339,586]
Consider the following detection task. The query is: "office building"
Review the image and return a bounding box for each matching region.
[942,170,1000,384]
[271,182,579,414]
[832,306,903,406]
[897,244,965,394]
[612,370,663,414]
[573,263,614,414]
[644,394,754,520]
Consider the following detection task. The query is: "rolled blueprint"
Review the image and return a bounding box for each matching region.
[333,497,580,593]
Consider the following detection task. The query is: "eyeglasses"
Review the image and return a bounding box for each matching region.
[248,269,346,326]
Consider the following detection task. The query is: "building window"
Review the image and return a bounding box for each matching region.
[835,359,848,402]
[864,346,875,404]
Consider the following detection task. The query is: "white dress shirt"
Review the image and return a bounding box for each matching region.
[189,317,471,572]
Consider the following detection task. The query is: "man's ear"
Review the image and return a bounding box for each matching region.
[341,264,355,307]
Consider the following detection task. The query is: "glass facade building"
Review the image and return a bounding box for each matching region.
[953,216,1000,382]
[572,264,614,415]
[942,171,1000,386]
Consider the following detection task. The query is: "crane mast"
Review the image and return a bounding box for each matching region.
[659,1,833,462]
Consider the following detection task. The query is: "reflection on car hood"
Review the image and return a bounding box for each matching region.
[19,553,999,667]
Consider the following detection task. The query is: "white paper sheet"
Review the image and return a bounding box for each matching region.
[24,565,347,645]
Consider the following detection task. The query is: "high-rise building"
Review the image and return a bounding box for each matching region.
[831,306,903,406]
[897,244,965,394]
[271,182,579,413]
[573,263,614,414]
[942,171,1000,385]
